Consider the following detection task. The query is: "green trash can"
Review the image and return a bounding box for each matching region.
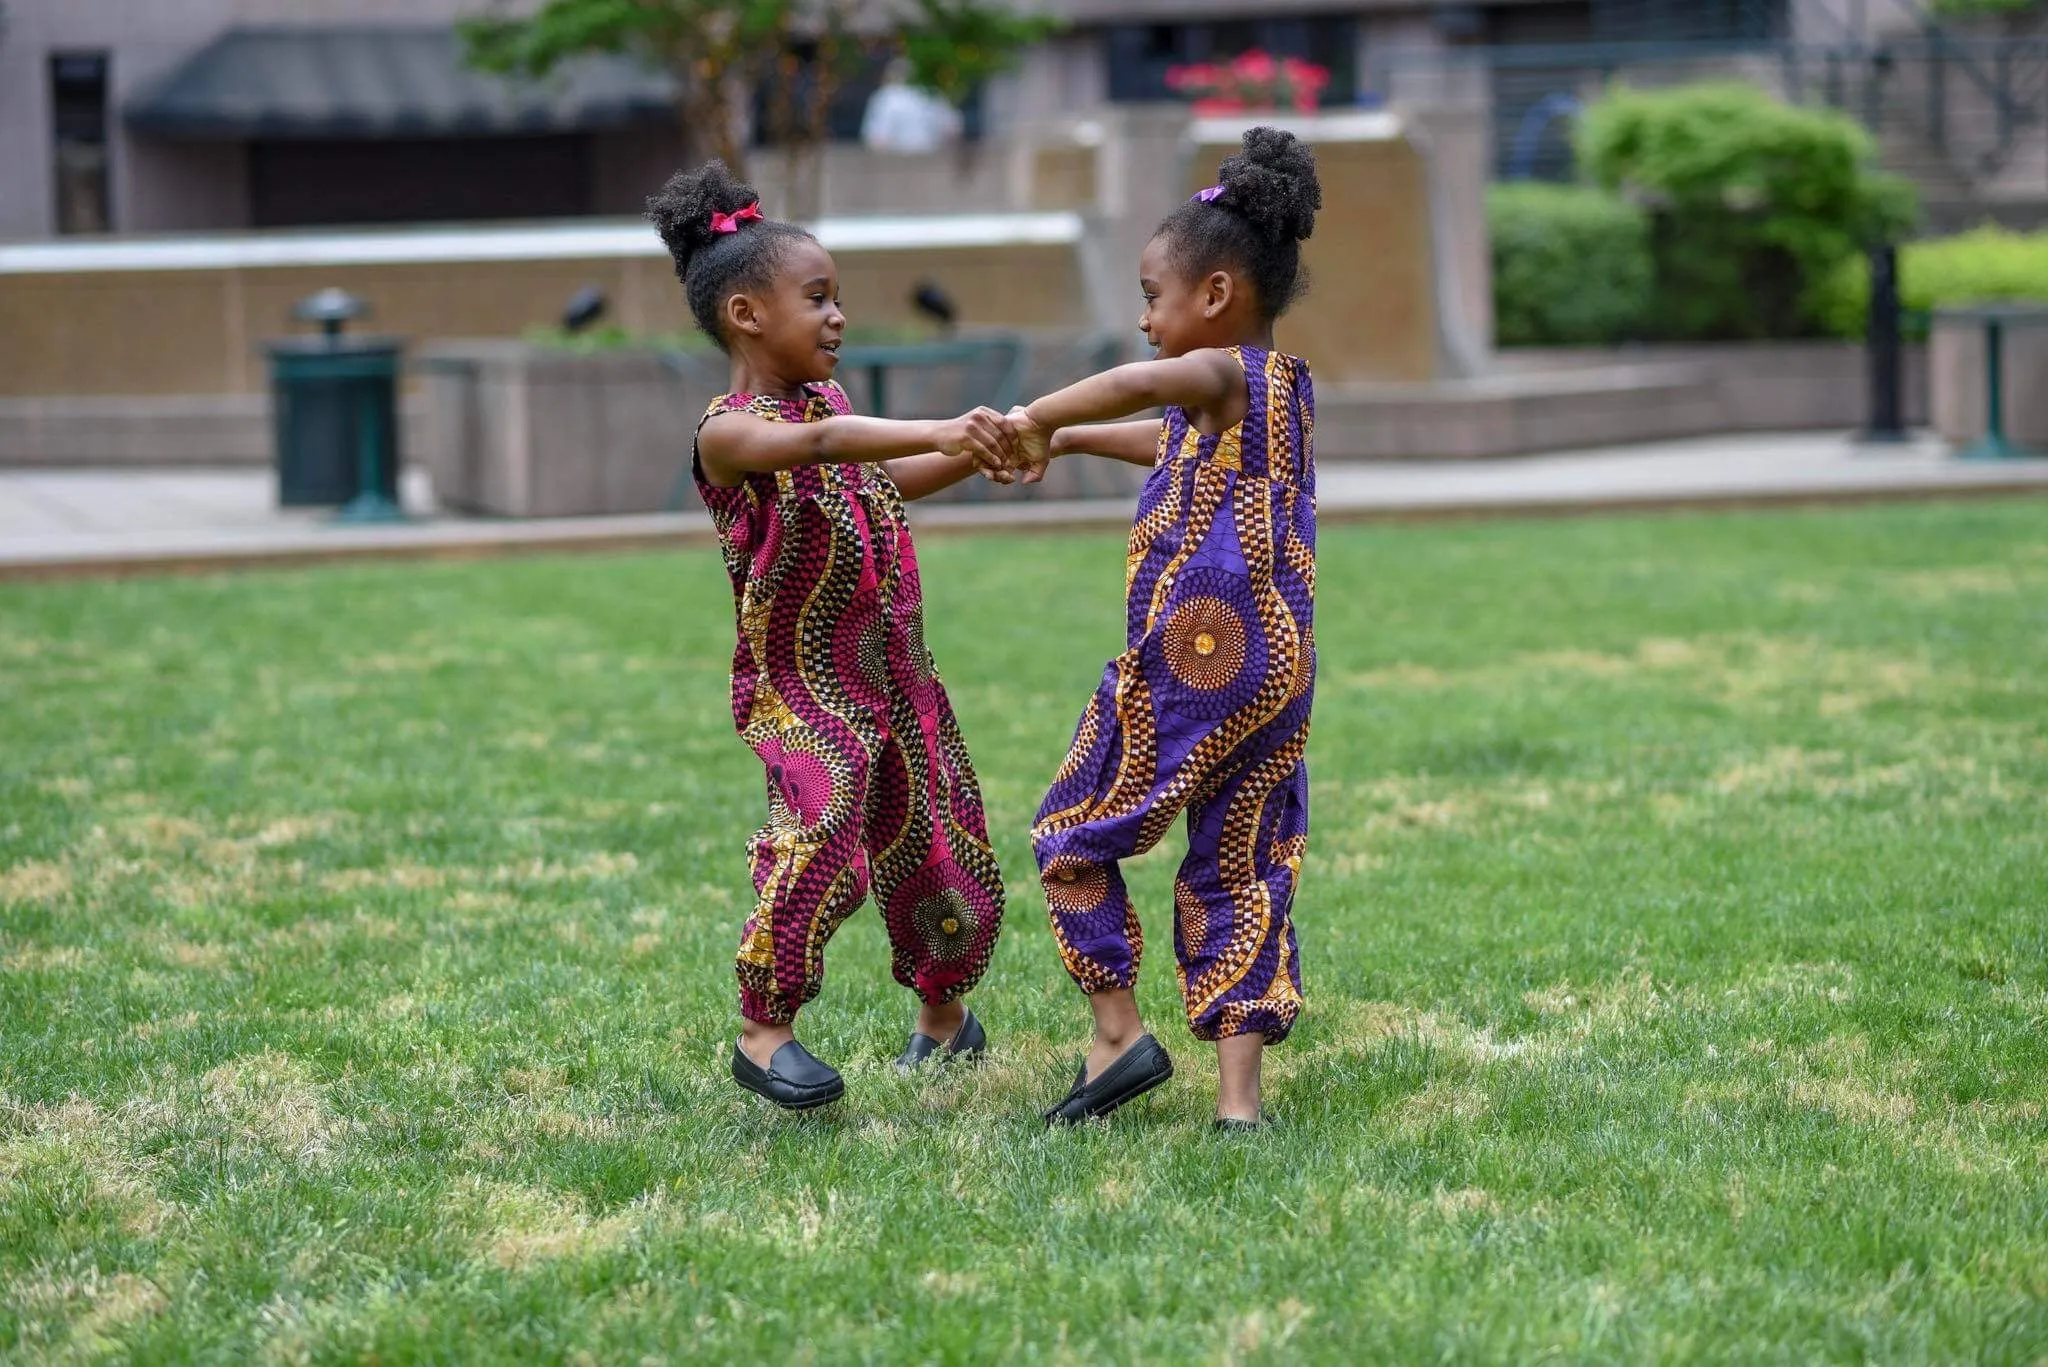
[265,289,406,521]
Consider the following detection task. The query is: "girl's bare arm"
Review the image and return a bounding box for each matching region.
[697,407,1012,488]
[1022,351,1241,432]
[1051,419,1163,469]
[884,451,1012,501]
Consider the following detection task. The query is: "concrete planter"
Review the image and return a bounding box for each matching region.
[1319,341,1930,462]
[1930,314,2048,452]
[419,331,1147,516]
[419,343,722,517]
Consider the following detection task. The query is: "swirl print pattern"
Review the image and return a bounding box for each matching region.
[695,383,1004,1025]
[1032,347,1315,1043]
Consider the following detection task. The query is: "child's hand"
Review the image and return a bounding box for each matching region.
[1007,406,1054,485]
[939,407,1016,484]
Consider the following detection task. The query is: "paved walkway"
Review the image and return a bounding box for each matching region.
[4,432,2047,580]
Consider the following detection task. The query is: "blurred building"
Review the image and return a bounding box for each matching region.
[0,0,1825,240]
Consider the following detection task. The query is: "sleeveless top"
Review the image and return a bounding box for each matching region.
[690,380,916,728]
[1126,344,1316,645]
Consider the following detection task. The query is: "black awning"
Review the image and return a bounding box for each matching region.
[125,27,676,139]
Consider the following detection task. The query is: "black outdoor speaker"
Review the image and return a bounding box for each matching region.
[912,281,957,332]
[562,285,607,333]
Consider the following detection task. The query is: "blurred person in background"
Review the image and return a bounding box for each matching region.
[860,57,961,155]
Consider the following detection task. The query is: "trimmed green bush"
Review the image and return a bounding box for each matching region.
[1815,226,2048,339]
[1931,0,2039,15]
[1576,81,1916,341]
[1489,182,1654,346]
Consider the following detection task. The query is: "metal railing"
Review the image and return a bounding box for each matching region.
[1369,31,2048,209]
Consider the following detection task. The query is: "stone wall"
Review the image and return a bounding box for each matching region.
[0,224,1092,400]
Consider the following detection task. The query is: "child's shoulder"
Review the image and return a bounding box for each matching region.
[705,381,851,425]
[703,381,850,427]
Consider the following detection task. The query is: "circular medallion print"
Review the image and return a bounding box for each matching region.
[1146,567,1268,720]
[1163,596,1249,691]
[1042,858,1109,917]
[915,887,977,961]
[772,745,834,827]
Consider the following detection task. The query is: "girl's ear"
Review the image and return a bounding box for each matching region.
[1202,270,1235,319]
[724,292,764,338]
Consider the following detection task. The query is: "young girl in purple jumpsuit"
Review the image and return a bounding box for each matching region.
[1008,128,1322,1129]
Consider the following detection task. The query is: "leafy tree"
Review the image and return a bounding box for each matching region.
[896,0,1058,110]
[461,0,790,175]
[461,0,1055,188]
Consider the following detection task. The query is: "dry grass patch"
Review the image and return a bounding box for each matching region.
[1416,1186,1497,1220]
[319,862,447,893]
[4,943,92,971]
[1312,999,1540,1067]
[1391,1080,1491,1135]
[1219,1298,1315,1357]
[151,934,231,970]
[920,1269,982,1298]
[1791,1076,1917,1126]
[1887,565,2038,600]
[1521,970,1665,1032]
[5,1269,169,1359]
[451,1177,651,1271]
[0,858,71,905]
[130,1011,201,1040]
[1741,961,1857,1006]
[200,1052,346,1164]
[0,1097,177,1237]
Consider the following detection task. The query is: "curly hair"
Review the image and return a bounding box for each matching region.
[646,160,815,349]
[1155,127,1323,320]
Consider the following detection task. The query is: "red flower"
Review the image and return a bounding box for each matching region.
[1192,96,1247,115]
[1280,56,1330,89]
[1231,49,1278,83]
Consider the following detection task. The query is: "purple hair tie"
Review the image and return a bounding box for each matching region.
[1191,185,1226,204]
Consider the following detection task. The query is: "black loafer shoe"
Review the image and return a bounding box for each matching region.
[895,1010,987,1073]
[731,1039,844,1111]
[1044,1034,1174,1126]
[1213,1115,1265,1133]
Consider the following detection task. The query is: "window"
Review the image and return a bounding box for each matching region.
[1105,15,1358,108]
[50,51,111,234]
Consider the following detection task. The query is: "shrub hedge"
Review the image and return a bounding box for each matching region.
[1488,182,1654,346]
[1814,225,2048,339]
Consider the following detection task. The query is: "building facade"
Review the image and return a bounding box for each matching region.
[2,0,1894,241]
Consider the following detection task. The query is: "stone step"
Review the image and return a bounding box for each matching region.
[1317,363,1724,461]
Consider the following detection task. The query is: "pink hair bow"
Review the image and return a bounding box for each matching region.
[1191,186,1226,204]
[710,202,763,234]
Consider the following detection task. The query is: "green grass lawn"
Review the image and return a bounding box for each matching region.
[3,499,2046,1363]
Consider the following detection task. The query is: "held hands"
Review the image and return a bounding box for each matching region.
[935,406,1020,484]
[1005,406,1053,485]
[937,405,1052,485]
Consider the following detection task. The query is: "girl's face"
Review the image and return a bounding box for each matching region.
[1137,234,1238,359]
[729,238,845,383]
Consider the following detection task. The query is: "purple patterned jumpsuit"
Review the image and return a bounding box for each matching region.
[1033,346,1315,1043]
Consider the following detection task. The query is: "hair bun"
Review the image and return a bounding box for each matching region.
[646,159,763,278]
[1217,127,1322,244]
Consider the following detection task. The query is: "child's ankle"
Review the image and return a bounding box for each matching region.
[739,1019,795,1067]
[916,999,966,1038]
[1215,1034,1264,1119]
